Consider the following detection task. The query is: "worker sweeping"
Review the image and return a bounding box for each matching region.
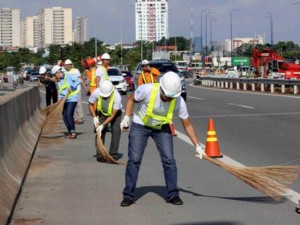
[51,65,81,139]
[88,80,123,161]
[119,71,205,207]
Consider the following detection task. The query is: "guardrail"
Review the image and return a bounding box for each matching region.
[196,76,300,95]
[0,87,43,225]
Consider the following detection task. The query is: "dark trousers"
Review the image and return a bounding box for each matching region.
[62,101,77,134]
[46,89,58,106]
[98,110,122,156]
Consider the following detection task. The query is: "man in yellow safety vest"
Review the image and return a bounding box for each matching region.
[88,80,123,161]
[119,71,206,207]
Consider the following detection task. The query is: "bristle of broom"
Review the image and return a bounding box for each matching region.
[203,155,300,201]
[96,131,126,165]
[41,99,63,116]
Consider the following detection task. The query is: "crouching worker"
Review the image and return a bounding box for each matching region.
[119,71,206,207]
[51,65,81,139]
[88,80,122,161]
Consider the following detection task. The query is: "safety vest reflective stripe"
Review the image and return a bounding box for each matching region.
[89,68,97,87]
[139,83,176,129]
[141,71,154,84]
[97,91,115,116]
[99,66,109,81]
[59,74,79,98]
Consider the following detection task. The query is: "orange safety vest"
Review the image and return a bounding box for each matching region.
[87,67,97,87]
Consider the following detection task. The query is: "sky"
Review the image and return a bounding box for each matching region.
[1,0,300,45]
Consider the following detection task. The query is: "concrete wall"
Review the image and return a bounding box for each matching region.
[0,87,43,225]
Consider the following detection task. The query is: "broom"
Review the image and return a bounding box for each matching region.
[202,155,300,201]
[41,98,63,117]
[40,93,69,131]
[96,129,126,165]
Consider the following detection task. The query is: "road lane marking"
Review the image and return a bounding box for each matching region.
[175,129,300,204]
[227,103,254,109]
[188,96,203,100]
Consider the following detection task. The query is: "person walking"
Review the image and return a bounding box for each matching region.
[137,59,160,86]
[38,66,58,106]
[95,53,110,87]
[88,80,122,160]
[51,65,81,139]
[119,71,205,207]
[64,59,87,124]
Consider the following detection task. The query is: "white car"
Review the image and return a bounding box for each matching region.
[107,67,127,95]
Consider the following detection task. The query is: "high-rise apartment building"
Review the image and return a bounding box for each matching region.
[38,7,72,48]
[75,16,88,44]
[20,16,39,48]
[135,0,168,42]
[0,8,20,47]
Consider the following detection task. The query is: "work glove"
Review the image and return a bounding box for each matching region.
[96,124,104,136]
[93,116,100,128]
[120,115,130,131]
[195,144,206,160]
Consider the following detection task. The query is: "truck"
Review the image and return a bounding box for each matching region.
[251,47,300,79]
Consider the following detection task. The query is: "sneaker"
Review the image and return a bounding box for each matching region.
[168,195,183,205]
[120,198,134,207]
[75,120,84,124]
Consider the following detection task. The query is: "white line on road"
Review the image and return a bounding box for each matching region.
[227,103,254,109]
[175,129,300,205]
[188,96,203,100]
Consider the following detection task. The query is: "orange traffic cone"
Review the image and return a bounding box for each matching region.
[205,118,223,158]
[81,56,102,69]
[169,122,177,136]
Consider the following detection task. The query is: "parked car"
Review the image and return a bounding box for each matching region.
[121,70,134,91]
[133,60,187,101]
[29,71,40,82]
[107,67,127,95]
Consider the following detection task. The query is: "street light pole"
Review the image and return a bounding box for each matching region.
[230,9,242,65]
[210,18,217,51]
[266,11,273,47]
[205,11,213,55]
[200,9,206,55]
[120,13,123,65]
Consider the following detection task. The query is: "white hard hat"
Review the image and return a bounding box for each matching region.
[160,71,182,98]
[51,65,62,75]
[142,60,149,65]
[64,59,72,65]
[99,80,114,97]
[101,53,111,60]
[39,66,47,74]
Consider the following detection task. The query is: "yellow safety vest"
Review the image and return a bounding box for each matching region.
[99,66,109,81]
[141,71,154,84]
[97,91,115,116]
[139,83,176,129]
[58,74,79,98]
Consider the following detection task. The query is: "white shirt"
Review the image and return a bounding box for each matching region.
[89,88,122,111]
[95,65,108,86]
[133,83,188,126]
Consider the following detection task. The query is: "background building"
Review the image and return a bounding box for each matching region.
[135,0,168,42]
[0,8,20,47]
[224,34,265,52]
[20,16,39,48]
[38,7,72,48]
[74,16,88,44]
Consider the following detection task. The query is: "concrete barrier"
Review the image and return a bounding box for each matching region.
[0,87,43,225]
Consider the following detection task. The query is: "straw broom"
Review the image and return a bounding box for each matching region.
[202,155,300,201]
[96,129,126,165]
[40,98,63,117]
[40,93,69,131]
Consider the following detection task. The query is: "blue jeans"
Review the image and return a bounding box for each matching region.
[62,101,77,133]
[122,122,179,201]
